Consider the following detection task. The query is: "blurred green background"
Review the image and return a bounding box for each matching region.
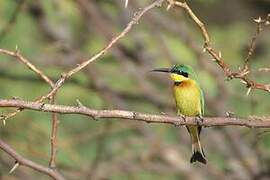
[0,0,270,179]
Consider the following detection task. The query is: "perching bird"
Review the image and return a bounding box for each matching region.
[152,64,206,164]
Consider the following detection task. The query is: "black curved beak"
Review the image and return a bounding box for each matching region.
[150,68,171,73]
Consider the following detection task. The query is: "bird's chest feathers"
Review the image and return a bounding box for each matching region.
[173,80,201,116]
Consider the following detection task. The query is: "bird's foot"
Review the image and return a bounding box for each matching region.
[174,114,186,127]
[195,115,204,125]
[180,114,186,122]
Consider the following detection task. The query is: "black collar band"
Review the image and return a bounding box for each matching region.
[174,81,182,86]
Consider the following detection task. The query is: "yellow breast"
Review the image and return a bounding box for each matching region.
[173,80,202,116]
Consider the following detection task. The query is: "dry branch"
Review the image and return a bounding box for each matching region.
[0,1,165,176]
[38,0,165,102]
[0,48,54,86]
[0,99,269,128]
[170,1,270,93]
[0,48,59,169]
[0,139,65,180]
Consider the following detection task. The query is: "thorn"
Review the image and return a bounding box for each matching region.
[254,16,262,23]
[161,112,167,115]
[238,66,241,71]
[226,111,235,117]
[203,47,206,52]
[240,80,247,84]
[0,114,6,126]
[166,0,174,11]
[76,99,85,108]
[246,87,252,96]
[125,0,128,8]
[241,70,250,76]
[218,51,222,58]
[258,68,270,72]
[15,45,19,54]
[166,4,172,10]
[9,161,19,174]
[12,96,20,100]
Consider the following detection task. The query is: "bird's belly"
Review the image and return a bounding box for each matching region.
[174,86,201,116]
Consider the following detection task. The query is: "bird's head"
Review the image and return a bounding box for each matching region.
[151,64,196,83]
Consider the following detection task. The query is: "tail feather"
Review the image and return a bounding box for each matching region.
[190,150,207,164]
[187,126,207,164]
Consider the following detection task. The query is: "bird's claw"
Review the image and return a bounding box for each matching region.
[174,114,186,127]
[195,115,204,125]
[180,114,186,122]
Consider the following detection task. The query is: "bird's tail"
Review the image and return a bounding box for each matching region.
[188,126,207,164]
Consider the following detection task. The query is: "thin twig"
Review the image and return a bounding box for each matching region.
[0,48,54,121]
[37,0,165,102]
[49,96,59,169]
[172,1,210,44]
[0,48,54,86]
[0,48,60,169]
[243,17,264,67]
[0,0,165,174]
[169,1,270,93]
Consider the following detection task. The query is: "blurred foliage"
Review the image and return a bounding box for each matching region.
[0,0,270,180]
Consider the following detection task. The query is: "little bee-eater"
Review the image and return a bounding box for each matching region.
[152,64,207,164]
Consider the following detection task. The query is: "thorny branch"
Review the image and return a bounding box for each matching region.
[0,1,165,178]
[169,1,270,93]
[0,48,53,86]
[0,99,269,128]
[49,96,59,169]
[0,47,52,121]
[37,0,164,102]
[0,139,65,180]
[0,50,59,169]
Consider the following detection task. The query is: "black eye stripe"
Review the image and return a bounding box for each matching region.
[176,71,188,77]
[171,69,189,77]
[182,72,188,77]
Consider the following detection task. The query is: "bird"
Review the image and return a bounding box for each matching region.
[151,64,207,164]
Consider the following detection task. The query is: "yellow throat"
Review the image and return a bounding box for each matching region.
[171,73,202,116]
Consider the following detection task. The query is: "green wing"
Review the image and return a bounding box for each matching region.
[199,88,205,116]
[189,67,204,116]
